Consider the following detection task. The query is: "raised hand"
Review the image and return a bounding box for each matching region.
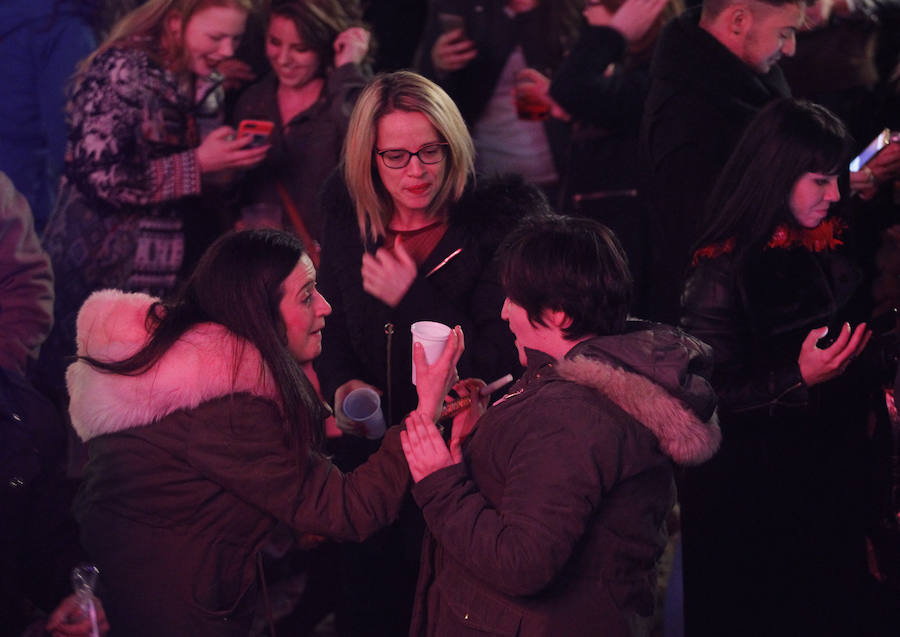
[431,28,477,73]
[414,326,464,421]
[587,0,668,43]
[361,235,417,307]
[514,68,571,121]
[334,27,371,67]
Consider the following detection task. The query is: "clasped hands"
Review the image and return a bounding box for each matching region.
[400,328,489,482]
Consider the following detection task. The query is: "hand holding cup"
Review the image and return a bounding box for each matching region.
[413,324,464,422]
[342,387,386,439]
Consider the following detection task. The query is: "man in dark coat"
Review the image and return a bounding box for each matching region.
[639,0,805,322]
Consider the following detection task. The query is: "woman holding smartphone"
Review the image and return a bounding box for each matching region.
[41,0,268,394]
[680,99,881,637]
[233,0,371,245]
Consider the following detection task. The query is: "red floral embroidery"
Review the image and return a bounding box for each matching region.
[692,218,846,266]
[692,238,735,265]
[765,218,846,251]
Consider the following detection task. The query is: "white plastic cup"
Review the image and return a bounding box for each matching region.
[411,321,452,385]
[342,387,386,439]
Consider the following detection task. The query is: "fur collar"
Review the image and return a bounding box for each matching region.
[556,353,721,466]
[67,290,280,442]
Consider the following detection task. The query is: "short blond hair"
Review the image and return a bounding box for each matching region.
[342,71,475,241]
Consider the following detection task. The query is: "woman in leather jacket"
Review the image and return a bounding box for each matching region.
[679,99,879,637]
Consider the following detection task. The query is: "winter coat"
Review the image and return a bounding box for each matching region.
[232,62,369,242]
[314,173,547,427]
[68,290,411,637]
[408,323,721,637]
[0,171,53,376]
[40,44,224,389]
[679,241,877,635]
[639,8,791,323]
[0,0,96,232]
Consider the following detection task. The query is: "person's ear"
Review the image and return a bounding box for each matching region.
[727,4,753,36]
[544,309,572,330]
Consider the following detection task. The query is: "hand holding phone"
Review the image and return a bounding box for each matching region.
[850,128,900,172]
[237,119,274,149]
[437,13,465,35]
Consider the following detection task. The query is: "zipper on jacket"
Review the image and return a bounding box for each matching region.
[385,323,394,426]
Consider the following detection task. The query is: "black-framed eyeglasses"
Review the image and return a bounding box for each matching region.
[374,143,449,169]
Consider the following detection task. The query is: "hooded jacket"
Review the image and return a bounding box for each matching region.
[408,321,720,637]
[69,290,411,637]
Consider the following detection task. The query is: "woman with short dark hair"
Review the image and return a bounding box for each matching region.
[680,98,878,636]
[401,214,721,637]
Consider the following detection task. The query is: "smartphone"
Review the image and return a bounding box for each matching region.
[870,307,898,336]
[237,119,273,148]
[437,13,465,35]
[817,308,898,349]
[849,128,900,172]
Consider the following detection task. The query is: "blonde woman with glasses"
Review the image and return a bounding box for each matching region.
[314,70,549,635]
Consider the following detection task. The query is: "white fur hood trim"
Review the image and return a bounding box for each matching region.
[556,355,721,465]
[67,290,280,442]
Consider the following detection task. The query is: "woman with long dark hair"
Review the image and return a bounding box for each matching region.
[68,229,461,636]
[679,99,878,636]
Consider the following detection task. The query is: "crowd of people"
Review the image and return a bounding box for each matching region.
[2,0,900,636]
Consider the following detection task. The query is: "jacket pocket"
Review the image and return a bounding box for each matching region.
[189,540,257,620]
[437,569,524,636]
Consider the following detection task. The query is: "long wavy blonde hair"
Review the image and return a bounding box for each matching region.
[79,0,255,74]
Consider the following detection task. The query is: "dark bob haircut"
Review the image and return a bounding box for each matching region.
[499,215,633,340]
[696,98,854,260]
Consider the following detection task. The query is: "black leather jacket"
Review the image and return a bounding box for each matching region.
[681,243,863,422]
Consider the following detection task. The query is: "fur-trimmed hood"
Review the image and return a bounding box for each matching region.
[557,320,720,465]
[67,290,280,442]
